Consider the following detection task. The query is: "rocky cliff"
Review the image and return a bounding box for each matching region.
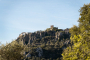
[14,25,72,60]
[16,25,71,46]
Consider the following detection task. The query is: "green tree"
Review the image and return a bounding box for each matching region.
[0,40,25,60]
[78,4,90,33]
[62,3,90,60]
[69,25,81,37]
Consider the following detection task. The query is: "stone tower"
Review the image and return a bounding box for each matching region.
[50,25,54,30]
[51,25,54,29]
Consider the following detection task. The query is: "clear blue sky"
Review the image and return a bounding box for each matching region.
[0,0,90,46]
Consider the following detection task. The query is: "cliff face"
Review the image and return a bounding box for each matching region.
[16,25,71,46]
[4,25,72,60]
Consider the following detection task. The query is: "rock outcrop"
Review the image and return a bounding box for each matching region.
[36,47,43,57]
[4,25,72,60]
[21,47,43,60]
[16,25,70,46]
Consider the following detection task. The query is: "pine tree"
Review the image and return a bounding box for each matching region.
[61,3,90,60]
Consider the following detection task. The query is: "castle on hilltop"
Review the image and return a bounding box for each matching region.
[50,25,58,31]
[50,25,69,34]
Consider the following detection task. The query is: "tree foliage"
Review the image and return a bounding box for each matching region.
[78,3,90,34]
[62,3,90,60]
[62,33,90,60]
[0,40,25,60]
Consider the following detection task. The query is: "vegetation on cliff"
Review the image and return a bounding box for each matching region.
[0,3,90,60]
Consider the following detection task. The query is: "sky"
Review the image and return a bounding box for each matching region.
[0,0,90,46]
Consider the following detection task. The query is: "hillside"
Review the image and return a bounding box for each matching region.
[1,25,73,60]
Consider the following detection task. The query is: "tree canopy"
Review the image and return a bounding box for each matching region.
[62,3,90,60]
[0,40,25,60]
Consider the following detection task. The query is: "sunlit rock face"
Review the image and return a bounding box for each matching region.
[10,25,72,60]
[55,31,63,41]
[16,25,70,46]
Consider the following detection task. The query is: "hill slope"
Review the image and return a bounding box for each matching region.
[3,25,73,60]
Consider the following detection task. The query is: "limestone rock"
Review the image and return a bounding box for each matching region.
[55,31,63,41]
[21,51,31,60]
[16,25,71,46]
[36,47,43,57]
[21,47,43,59]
